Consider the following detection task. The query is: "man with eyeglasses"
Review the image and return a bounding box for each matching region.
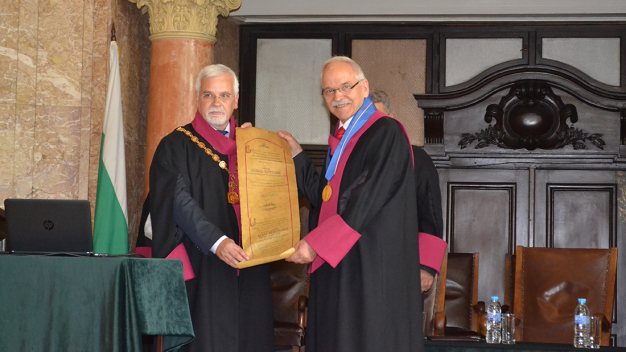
[279,56,423,352]
[146,64,274,352]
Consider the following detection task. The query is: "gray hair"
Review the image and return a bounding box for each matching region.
[370,90,392,115]
[195,64,239,96]
[321,56,366,83]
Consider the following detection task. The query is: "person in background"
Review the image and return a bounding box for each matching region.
[370,89,447,293]
[146,64,274,352]
[279,56,424,352]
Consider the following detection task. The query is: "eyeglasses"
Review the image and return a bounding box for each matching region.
[322,80,363,98]
[201,92,233,102]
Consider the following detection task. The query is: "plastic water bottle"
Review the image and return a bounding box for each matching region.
[574,298,590,348]
[486,296,502,344]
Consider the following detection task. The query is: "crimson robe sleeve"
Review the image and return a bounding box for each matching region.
[296,118,416,269]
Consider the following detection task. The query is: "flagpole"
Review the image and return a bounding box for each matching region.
[92,23,129,255]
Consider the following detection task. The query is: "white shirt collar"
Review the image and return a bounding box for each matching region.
[338,116,353,130]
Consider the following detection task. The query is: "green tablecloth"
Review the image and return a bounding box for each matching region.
[0,255,194,352]
[425,340,624,352]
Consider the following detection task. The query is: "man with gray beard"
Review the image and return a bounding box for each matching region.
[147,64,274,352]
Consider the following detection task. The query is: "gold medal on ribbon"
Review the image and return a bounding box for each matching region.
[322,183,332,202]
[228,191,240,204]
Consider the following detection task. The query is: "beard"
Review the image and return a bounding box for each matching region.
[203,107,229,128]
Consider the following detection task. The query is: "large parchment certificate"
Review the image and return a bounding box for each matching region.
[236,127,299,269]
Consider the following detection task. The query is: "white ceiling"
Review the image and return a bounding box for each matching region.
[230,0,626,23]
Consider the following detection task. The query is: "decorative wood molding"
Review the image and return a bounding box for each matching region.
[459,80,606,150]
[546,184,617,248]
[424,109,444,144]
[447,182,517,254]
[127,0,241,42]
[621,110,626,145]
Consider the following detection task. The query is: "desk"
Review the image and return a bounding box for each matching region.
[0,255,194,352]
[425,340,624,352]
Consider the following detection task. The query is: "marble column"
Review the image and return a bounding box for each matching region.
[127,0,240,196]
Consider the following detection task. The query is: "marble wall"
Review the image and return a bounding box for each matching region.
[0,0,150,248]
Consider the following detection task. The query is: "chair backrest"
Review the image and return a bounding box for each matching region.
[0,208,6,251]
[423,252,448,336]
[503,253,516,312]
[270,260,309,325]
[444,252,480,333]
[513,246,617,346]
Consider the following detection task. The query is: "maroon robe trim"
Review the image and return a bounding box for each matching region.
[306,110,410,273]
[328,133,340,153]
[135,246,152,258]
[418,232,447,272]
[191,112,241,235]
[166,242,196,280]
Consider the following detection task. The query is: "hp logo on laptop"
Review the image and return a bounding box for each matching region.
[43,220,54,230]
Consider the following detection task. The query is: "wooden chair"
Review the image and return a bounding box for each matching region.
[502,253,516,313]
[513,246,617,346]
[423,252,447,337]
[0,208,6,251]
[270,260,308,352]
[424,252,484,339]
[444,252,483,337]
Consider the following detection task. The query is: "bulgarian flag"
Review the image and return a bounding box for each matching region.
[93,41,129,255]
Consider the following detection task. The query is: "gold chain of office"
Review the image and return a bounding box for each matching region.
[176,127,239,204]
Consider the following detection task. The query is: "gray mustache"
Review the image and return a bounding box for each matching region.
[207,107,227,115]
[331,100,350,108]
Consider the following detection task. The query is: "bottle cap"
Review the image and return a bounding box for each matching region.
[491,296,499,301]
[578,298,586,304]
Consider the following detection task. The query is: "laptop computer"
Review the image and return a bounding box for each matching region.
[4,198,93,255]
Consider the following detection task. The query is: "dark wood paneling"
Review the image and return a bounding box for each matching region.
[546,184,617,249]
[424,109,444,145]
[621,110,626,145]
[447,182,517,303]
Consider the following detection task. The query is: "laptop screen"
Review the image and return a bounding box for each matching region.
[4,199,93,254]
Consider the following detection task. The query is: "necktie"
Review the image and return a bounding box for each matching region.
[217,130,227,136]
[336,126,346,140]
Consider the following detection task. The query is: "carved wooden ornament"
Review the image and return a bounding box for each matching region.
[459,80,605,150]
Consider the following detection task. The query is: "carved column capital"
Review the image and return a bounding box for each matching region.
[128,0,241,42]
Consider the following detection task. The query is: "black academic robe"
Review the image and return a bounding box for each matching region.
[294,116,423,352]
[413,146,443,240]
[413,146,446,275]
[149,121,274,352]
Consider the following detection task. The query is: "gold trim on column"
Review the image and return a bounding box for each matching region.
[128,0,241,43]
[149,31,216,42]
